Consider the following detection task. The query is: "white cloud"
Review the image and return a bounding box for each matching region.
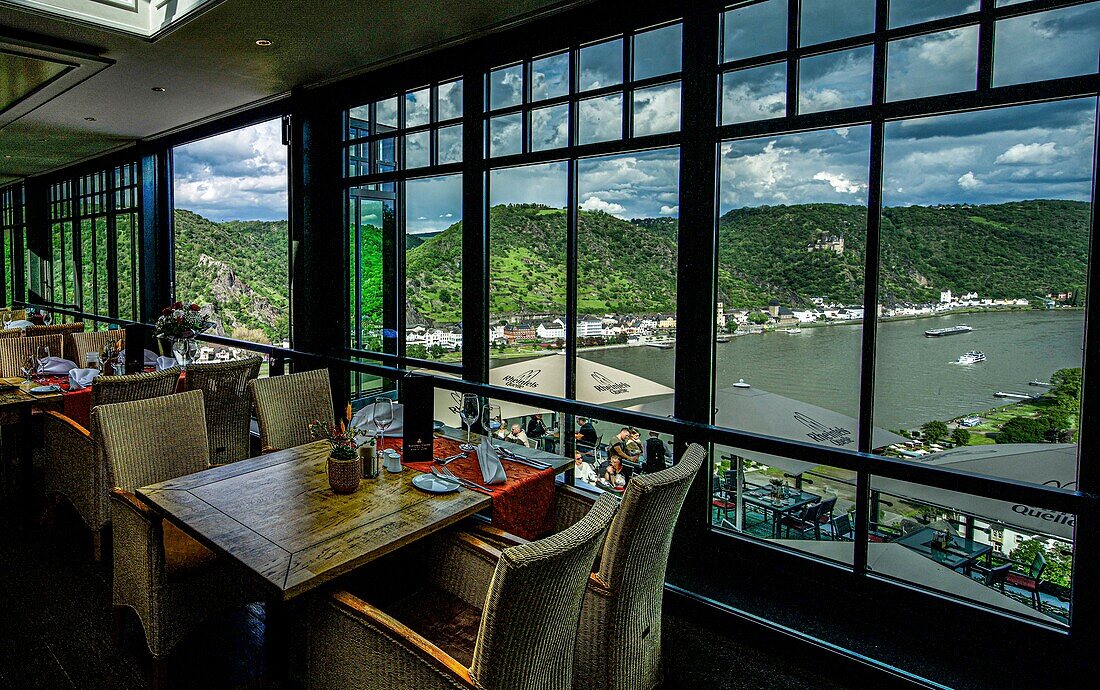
[813,171,865,195]
[995,142,1064,165]
[659,205,678,216]
[580,196,626,215]
[957,171,983,189]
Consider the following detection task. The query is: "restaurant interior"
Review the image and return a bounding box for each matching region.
[0,1,1097,688]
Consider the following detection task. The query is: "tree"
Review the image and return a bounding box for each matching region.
[996,416,1050,444]
[1049,367,1082,412]
[920,420,949,444]
[428,344,445,359]
[407,344,428,359]
[1009,539,1073,588]
[950,428,971,447]
[748,311,770,325]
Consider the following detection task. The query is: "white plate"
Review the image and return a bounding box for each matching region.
[412,473,460,494]
[30,385,61,394]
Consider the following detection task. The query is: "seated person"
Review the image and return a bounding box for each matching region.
[603,456,627,490]
[573,450,597,484]
[526,415,548,439]
[575,416,598,453]
[504,423,532,448]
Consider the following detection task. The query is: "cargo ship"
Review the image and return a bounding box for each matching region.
[924,324,973,337]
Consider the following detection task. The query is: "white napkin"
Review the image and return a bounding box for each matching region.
[351,401,404,438]
[5,320,33,329]
[155,356,177,371]
[477,437,507,485]
[37,356,78,375]
[68,368,102,390]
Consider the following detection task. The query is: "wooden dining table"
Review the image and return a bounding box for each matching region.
[137,440,491,601]
[1,379,63,492]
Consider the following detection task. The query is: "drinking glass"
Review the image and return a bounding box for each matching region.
[42,312,53,326]
[482,404,502,448]
[2,316,11,330]
[20,354,36,379]
[373,397,394,452]
[459,394,480,451]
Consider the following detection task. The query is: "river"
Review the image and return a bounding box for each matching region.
[567,310,1084,431]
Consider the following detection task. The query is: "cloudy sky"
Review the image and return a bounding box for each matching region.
[172,1,1097,225]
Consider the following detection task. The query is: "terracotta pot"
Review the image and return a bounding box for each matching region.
[327,455,361,494]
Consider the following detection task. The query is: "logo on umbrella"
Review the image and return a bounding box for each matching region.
[502,369,541,389]
[591,371,631,395]
[793,412,853,446]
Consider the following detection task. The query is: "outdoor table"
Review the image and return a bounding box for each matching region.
[137,440,492,601]
[894,526,992,573]
[741,484,821,538]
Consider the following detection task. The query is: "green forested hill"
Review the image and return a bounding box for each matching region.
[174,199,1090,336]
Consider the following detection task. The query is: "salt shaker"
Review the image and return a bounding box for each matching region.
[359,441,379,479]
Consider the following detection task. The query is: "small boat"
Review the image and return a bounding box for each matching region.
[716,334,732,343]
[1029,380,1051,387]
[645,341,674,350]
[781,328,803,334]
[995,391,1036,400]
[955,351,986,365]
[732,378,751,388]
[925,325,973,337]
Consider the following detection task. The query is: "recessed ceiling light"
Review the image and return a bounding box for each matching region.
[84,116,96,121]
[151,87,166,92]
[255,39,272,46]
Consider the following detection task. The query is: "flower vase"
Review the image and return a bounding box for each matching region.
[327,454,361,494]
[171,338,199,368]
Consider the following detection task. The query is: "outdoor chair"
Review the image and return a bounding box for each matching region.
[70,329,124,367]
[249,368,335,452]
[977,562,1013,591]
[97,390,257,689]
[815,495,837,528]
[184,356,262,465]
[780,500,825,539]
[1005,551,1047,609]
[0,333,65,377]
[23,321,84,360]
[826,513,853,541]
[43,367,182,559]
[307,493,620,690]
[467,443,707,690]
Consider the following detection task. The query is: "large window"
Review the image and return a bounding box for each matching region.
[1,184,25,306]
[709,0,1098,626]
[172,119,289,348]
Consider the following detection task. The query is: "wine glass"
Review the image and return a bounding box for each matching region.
[2,315,11,330]
[459,394,480,451]
[21,354,36,379]
[482,404,502,448]
[42,311,53,326]
[373,397,394,453]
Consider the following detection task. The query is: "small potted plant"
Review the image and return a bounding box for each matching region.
[154,301,212,368]
[310,420,363,494]
[768,477,785,500]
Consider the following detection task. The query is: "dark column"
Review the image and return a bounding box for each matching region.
[138,148,172,323]
[22,178,49,304]
[461,73,488,385]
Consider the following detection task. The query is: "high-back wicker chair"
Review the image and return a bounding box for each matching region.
[185,356,262,465]
[0,308,27,321]
[309,492,620,690]
[249,368,335,452]
[0,329,21,341]
[23,321,84,360]
[43,366,183,559]
[96,390,256,685]
[70,329,125,367]
[0,333,65,376]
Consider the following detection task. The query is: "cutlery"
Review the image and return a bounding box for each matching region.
[431,467,493,495]
[436,452,465,465]
[497,448,551,469]
[439,465,496,493]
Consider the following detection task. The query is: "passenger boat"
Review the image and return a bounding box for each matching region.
[955,351,986,365]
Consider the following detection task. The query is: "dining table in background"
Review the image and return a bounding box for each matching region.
[894,526,993,573]
[741,484,822,538]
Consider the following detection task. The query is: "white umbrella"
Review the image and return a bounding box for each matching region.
[776,540,1051,623]
[871,443,1077,540]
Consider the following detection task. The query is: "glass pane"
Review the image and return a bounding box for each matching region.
[800,0,875,46]
[405,174,462,362]
[376,97,398,131]
[376,136,397,173]
[633,82,681,136]
[437,124,463,165]
[405,87,431,128]
[576,147,679,411]
[405,130,430,169]
[634,23,682,80]
[95,216,108,316]
[886,26,978,101]
[721,63,786,124]
[80,218,93,314]
[489,113,523,157]
[488,162,568,369]
[437,79,463,120]
[172,118,290,346]
[531,103,569,151]
[875,100,1092,614]
[578,94,623,145]
[116,213,135,320]
[577,414,676,493]
[579,38,623,91]
[889,0,977,28]
[532,52,569,101]
[993,4,1100,87]
[348,191,395,353]
[723,0,787,62]
[799,46,873,114]
[347,104,370,139]
[490,64,523,110]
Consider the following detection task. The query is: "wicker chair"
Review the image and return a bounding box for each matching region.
[0,333,65,376]
[43,366,183,559]
[23,321,84,360]
[249,368,335,452]
[96,390,256,688]
[185,357,262,465]
[0,308,27,321]
[471,443,707,690]
[70,329,125,367]
[309,492,620,690]
[0,330,21,341]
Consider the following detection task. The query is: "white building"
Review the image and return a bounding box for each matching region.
[940,289,952,304]
[577,317,605,337]
[536,318,566,340]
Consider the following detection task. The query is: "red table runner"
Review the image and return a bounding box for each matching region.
[38,371,186,431]
[380,436,557,540]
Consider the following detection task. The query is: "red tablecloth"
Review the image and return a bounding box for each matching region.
[39,371,186,430]
[382,436,557,540]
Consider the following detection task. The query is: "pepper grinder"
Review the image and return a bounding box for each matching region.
[359,441,379,479]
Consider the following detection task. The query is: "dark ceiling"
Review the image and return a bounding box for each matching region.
[0,0,586,185]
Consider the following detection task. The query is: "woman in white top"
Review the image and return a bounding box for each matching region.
[573,451,598,484]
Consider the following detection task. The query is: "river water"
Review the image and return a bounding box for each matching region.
[572,310,1084,431]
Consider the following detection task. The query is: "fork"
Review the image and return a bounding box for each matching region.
[439,465,495,492]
